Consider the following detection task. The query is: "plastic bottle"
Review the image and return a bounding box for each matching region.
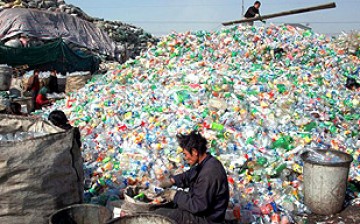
[34,24,360,223]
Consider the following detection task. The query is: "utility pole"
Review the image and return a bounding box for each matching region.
[242,0,245,16]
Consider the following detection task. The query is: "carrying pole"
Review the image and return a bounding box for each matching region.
[223,2,336,26]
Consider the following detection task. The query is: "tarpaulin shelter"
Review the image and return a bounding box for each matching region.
[0,8,116,56]
[0,38,99,73]
[0,8,117,72]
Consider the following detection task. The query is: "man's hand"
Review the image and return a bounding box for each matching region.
[158,178,175,189]
[162,189,177,202]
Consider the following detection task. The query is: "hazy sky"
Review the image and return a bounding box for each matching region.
[66,0,359,36]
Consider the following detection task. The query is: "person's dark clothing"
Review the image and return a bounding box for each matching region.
[170,154,229,224]
[244,6,259,18]
[155,207,209,224]
[346,77,360,90]
[59,123,81,148]
[48,75,59,93]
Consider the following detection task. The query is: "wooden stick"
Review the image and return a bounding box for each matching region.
[223,2,336,26]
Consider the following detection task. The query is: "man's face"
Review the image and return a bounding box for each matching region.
[183,148,199,166]
[254,3,260,9]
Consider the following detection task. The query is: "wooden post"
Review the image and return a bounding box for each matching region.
[223,2,336,26]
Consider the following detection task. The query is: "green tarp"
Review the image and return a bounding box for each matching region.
[0,39,99,73]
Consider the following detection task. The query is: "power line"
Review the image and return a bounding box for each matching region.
[271,21,360,24]
[125,21,360,24]
[125,21,221,24]
[78,0,360,9]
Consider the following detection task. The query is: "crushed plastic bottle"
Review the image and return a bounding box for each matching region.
[306,150,343,163]
[37,24,360,222]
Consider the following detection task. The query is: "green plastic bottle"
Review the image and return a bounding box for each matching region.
[211,122,224,131]
[275,163,287,175]
[257,156,268,167]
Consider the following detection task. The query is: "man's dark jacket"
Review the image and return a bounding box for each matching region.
[244,6,259,18]
[48,75,59,93]
[172,154,229,223]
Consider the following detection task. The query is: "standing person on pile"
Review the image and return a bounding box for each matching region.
[244,1,263,25]
[26,69,40,109]
[155,131,229,224]
[48,70,59,93]
[48,110,81,148]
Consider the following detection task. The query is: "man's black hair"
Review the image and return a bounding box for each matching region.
[176,130,208,155]
[254,1,261,5]
[48,110,71,129]
[49,110,82,147]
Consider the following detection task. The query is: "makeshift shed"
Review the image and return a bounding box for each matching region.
[0,38,100,73]
[0,8,117,72]
[0,8,116,56]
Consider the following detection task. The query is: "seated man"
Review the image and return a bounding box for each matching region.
[35,87,53,109]
[156,131,229,224]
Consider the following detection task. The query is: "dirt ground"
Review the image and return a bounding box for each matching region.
[306,202,360,224]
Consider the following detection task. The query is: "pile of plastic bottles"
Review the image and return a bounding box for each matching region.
[335,31,360,57]
[38,24,360,223]
[306,150,343,163]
